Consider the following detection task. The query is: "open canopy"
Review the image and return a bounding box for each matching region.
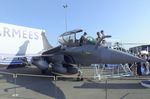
[58,29,111,46]
[58,29,83,45]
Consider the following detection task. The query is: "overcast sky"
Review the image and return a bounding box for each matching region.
[0,0,150,49]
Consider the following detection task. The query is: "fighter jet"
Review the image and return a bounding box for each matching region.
[31,29,145,75]
[0,23,144,75]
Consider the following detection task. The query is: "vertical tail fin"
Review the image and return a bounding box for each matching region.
[41,31,53,50]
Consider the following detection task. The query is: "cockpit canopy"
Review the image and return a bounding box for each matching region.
[58,29,83,45]
[58,29,111,47]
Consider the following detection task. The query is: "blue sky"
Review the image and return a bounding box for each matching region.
[0,0,150,49]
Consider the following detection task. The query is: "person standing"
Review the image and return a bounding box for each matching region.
[136,54,142,76]
[79,32,87,46]
[96,32,101,41]
[96,30,105,41]
[100,30,105,37]
[141,54,150,75]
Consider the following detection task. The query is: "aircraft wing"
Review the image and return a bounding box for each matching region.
[42,45,62,55]
[1,45,61,59]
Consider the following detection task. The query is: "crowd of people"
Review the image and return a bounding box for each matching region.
[111,47,150,76]
[131,53,150,76]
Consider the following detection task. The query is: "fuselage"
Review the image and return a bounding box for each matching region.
[63,45,144,65]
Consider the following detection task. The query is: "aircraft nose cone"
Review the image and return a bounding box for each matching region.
[99,48,145,64]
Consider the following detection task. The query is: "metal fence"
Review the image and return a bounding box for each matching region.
[0,71,150,99]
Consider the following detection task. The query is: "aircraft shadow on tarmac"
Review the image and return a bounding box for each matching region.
[74,82,147,89]
[1,74,66,99]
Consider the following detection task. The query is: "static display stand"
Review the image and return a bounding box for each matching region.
[92,64,132,80]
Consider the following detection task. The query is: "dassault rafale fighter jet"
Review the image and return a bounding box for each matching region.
[0,23,144,75]
[32,29,144,75]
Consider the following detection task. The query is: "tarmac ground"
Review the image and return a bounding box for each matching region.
[0,65,150,99]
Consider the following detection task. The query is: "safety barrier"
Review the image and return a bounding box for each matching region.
[0,71,150,99]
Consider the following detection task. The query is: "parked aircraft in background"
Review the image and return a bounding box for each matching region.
[0,23,51,66]
[0,23,145,75]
